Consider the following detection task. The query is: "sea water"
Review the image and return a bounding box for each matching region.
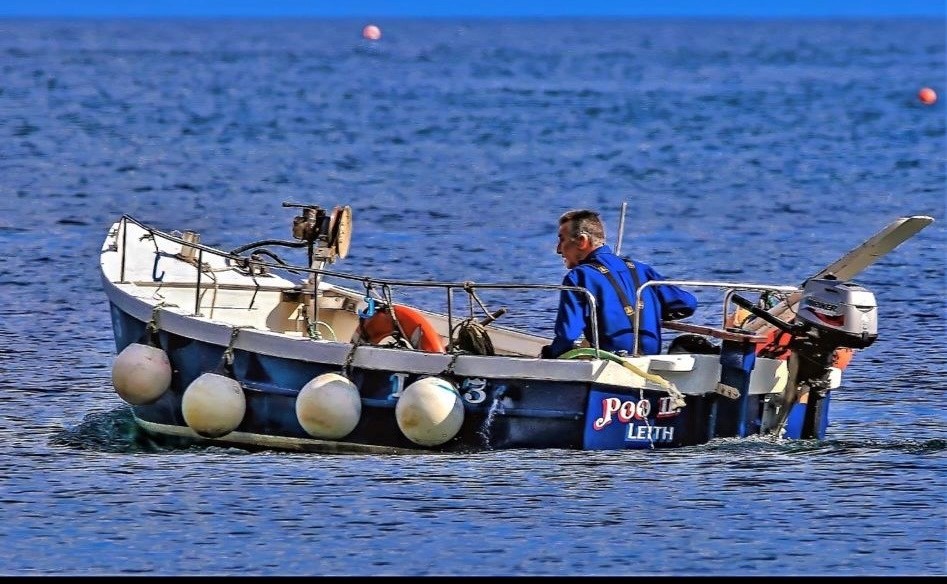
[0,18,944,576]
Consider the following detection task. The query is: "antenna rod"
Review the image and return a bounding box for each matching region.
[615,201,628,255]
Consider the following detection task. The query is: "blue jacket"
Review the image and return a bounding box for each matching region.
[542,245,697,358]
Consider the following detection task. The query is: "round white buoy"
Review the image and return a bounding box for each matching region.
[295,373,361,439]
[111,342,172,405]
[395,376,464,447]
[181,372,246,438]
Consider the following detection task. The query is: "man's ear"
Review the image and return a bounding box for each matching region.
[578,234,594,251]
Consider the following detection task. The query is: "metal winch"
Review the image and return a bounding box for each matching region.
[284,202,352,266]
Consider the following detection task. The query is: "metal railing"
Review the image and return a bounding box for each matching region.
[632,279,801,355]
[115,215,807,358]
[114,215,602,355]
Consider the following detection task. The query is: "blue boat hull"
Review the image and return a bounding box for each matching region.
[110,304,828,452]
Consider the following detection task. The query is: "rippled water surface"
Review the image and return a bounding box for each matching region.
[0,18,944,576]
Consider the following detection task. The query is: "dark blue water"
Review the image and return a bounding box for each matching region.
[0,18,944,576]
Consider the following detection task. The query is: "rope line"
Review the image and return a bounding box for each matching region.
[222,325,254,369]
[559,348,686,409]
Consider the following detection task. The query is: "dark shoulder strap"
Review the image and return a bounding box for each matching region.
[588,261,642,329]
[622,258,643,295]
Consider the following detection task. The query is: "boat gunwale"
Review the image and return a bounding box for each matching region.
[103,214,803,355]
[103,214,610,352]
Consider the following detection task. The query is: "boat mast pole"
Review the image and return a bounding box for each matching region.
[614,201,628,256]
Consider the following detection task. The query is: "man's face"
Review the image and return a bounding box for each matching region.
[556,222,588,269]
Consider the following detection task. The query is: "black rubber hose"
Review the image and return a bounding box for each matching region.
[229,239,307,255]
[731,294,799,334]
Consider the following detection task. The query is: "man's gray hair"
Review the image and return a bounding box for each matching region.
[559,209,606,246]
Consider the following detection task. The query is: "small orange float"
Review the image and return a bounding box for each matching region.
[362,24,382,41]
[918,87,937,105]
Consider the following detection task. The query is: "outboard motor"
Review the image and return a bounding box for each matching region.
[795,277,877,350]
[732,276,878,439]
[732,275,878,353]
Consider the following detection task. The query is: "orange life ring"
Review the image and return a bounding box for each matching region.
[358,304,446,353]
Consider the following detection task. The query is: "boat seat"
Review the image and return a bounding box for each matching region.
[667,333,720,355]
[648,355,696,372]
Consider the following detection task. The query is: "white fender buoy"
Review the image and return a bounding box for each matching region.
[295,373,361,439]
[181,372,246,438]
[395,376,464,447]
[111,342,172,405]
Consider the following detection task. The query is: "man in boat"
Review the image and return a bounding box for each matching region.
[541,209,697,358]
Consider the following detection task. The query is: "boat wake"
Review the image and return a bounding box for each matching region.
[696,433,945,455]
[50,407,194,453]
[51,408,944,456]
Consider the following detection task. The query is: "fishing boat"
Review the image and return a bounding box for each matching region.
[99,202,932,453]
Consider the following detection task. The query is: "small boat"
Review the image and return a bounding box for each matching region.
[99,203,932,453]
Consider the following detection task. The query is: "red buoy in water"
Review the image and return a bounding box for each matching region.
[362,24,382,41]
[918,87,937,105]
